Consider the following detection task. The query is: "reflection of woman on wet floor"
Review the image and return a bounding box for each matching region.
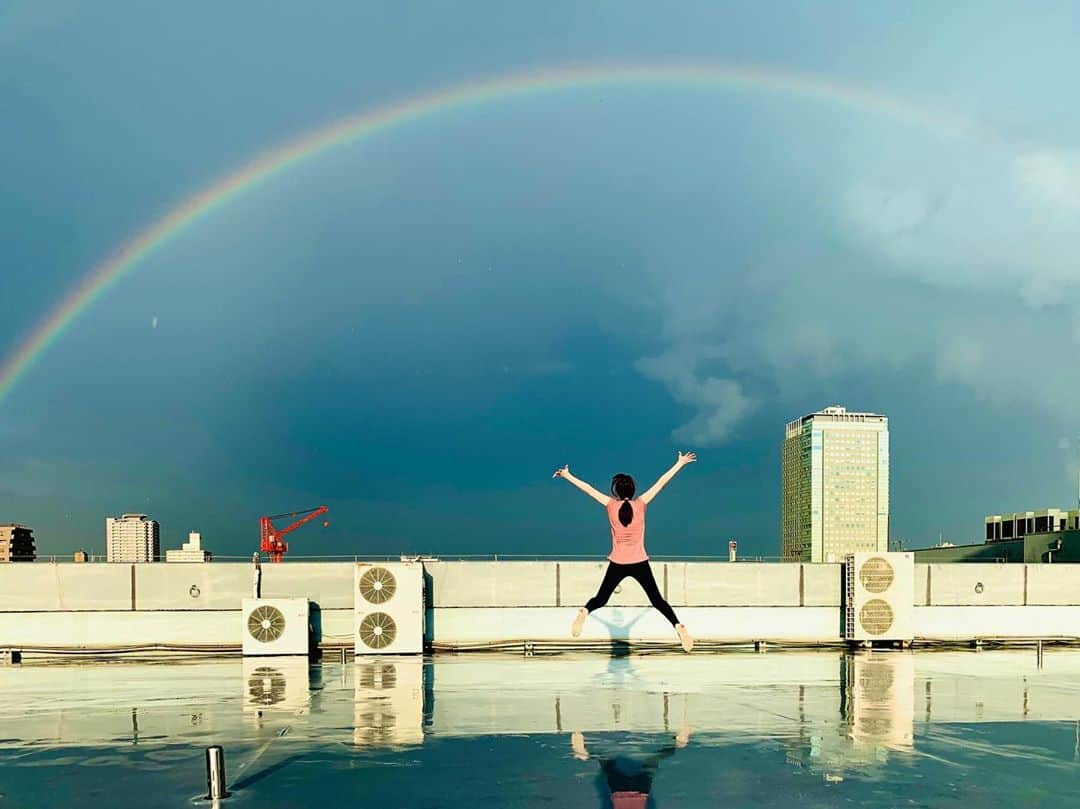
[553,452,696,652]
[572,727,692,809]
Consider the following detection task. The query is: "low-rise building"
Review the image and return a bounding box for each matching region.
[166,532,212,563]
[985,509,1080,542]
[0,524,35,562]
[916,507,1080,563]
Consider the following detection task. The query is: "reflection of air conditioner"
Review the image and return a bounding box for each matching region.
[354,657,424,747]
[354,563,424,655]
[846,653,914,749]
[844,553,914,643]
[242,598,310,656]
[242,656,311,714]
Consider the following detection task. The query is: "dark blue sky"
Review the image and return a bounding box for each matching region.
[3,1,1080,559]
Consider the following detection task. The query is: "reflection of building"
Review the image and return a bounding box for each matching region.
[781,406,889,563]
[242,657,310,715]
[165,532,211,562]
[0,524,35,562]
[354,657,424,748]
[106,514,159,562]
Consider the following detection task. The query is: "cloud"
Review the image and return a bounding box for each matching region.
[1016,150,1080,211]
[629,138,1080,445]
[635,348,753,446]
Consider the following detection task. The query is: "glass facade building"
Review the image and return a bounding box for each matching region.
[781,406,889,562]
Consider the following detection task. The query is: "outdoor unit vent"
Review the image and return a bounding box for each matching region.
[242,656,311,714]
[354,562,424,655]
[241,597,310,656]
[354,657,424,747]
[844,553,914,643]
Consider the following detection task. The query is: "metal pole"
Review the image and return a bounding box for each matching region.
[205,746,230,799]
[251,553,262,599]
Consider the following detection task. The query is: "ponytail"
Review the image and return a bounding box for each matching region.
[610,473,637,527]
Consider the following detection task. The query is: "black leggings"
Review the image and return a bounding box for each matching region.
[584,561,680,627]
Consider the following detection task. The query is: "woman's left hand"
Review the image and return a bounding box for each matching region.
[677,451,697,466]
[552,464,570,479]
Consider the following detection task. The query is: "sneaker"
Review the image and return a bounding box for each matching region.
[676,623,694,653]
[571,608,588,638]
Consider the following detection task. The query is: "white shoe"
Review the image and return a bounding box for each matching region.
[571,608,588,638]
[676,623,694,653]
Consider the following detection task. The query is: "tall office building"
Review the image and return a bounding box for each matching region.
[106,514,160,562]
[0,524,36,562]
[781,406,889,563]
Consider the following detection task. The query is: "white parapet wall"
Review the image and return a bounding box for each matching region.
[425,561,843,646]
[1,560,1080,655]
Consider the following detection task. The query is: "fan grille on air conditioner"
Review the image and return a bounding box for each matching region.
[358,612,398,649]
[247,605,287,643]
[247,666,287,705]
[858,599,894,636]
[359,567,397,605]
[859,557,895,593]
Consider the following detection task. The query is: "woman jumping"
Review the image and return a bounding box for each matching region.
[553,452,697,652]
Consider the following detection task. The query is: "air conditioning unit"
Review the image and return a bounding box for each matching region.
[354,657,424,747]
[844,552,914,643]
[242,656,311,714]
[242,597,310,656]
[354,562,424,655]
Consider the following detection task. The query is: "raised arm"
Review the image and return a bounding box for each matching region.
[552,465,610,506]
[639,451,697,504]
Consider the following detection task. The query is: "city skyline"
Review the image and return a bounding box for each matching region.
[3,3,1080,559]
[9,401,1076,562]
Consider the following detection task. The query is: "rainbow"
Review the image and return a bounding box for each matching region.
[0,63,991,406]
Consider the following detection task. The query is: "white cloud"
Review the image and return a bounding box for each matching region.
[635,348,753,446]
[631,141,1080,445]
[1016,150,1080,211]
[843,186,931,237]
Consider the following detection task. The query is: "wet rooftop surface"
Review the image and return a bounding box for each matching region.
[1,649,1079,807]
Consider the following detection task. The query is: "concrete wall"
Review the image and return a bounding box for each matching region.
[425,561,843,609]
[3,560,1080,653]
[0,562,357,651]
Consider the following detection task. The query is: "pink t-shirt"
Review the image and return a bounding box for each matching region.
[606,497,648,564]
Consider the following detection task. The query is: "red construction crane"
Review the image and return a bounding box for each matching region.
[259,505,329,563]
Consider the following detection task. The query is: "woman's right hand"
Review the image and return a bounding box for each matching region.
[552,464,570,479]
[677,451,697,467]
